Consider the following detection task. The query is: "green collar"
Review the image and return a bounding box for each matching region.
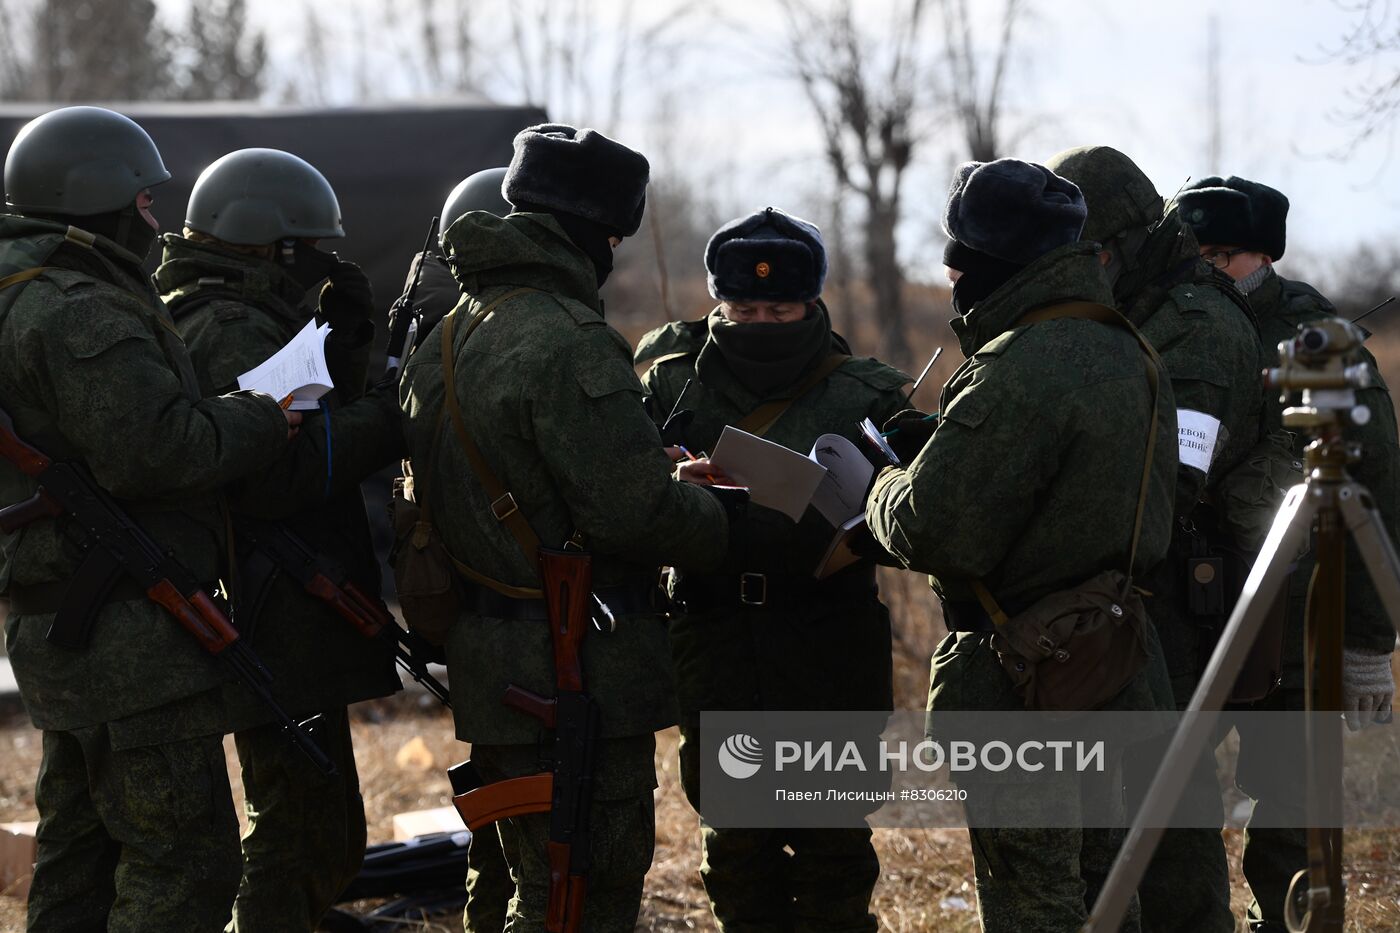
[442,211,602,315]
[153,234,310,325]
[949,242,1114,357]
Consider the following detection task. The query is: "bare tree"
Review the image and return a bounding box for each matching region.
[1321,0,1400,153]
[494,0,698,132]
[0,0,173,101]
[936,0,1027,162]
[776,0,928,365]
[179,0,267,101]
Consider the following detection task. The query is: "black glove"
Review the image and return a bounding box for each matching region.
[318,261,375,333]
[882,408,937,464]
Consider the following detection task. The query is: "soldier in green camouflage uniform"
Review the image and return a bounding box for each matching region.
[153,148,408,932]
[399,124,730,933]
[0,107,297,932]
[1047,146,1272,933]
[634,207,909,932]
[1179,176,1399,933]
[866,159,1178,933]
[394,165,515,933]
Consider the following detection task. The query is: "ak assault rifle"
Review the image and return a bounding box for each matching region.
[235,518,451,708]
[384,215,440,378]
[0,403,336,777]
[449,548,600,933]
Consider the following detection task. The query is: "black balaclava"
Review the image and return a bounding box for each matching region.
[515,200,615,288]
[56,201,160,262]
[700,303,832,397]
[278,238,340,293]
[944,239,1025,316]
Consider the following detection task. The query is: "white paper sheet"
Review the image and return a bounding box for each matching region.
[237,318,334,410]
[808,433,875,526]
[709,425,828,522]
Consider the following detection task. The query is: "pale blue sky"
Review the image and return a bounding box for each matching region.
[229,0,1396,279]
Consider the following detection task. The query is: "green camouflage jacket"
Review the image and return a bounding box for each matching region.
[1253,269,1399,666]
[0,215,288,743]
[156,234,404,724]
[400,211,729,743]
[1116,216,1264,516]
[867,242,1177,615]
[636,308,909,712]
[1114,216,1275,698]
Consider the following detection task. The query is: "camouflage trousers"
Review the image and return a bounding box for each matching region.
[1121,734,1232,933]
[470,735,658,933]
[1236,686,1309,933]
[465,819,513,932]
[26,722,241,932]
[678,721,879,933]
[228,707,366,932]
[963,777,1139,933]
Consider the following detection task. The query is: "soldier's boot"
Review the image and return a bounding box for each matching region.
[697,825,792,932]
[30,724,242,933]
[787,827,879,932]
[229,707,366,932]
[465,822,514,932]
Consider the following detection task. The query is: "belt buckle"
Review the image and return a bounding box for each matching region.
[739,572,767,607]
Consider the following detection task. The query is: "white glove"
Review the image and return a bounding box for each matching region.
[1343,647,1395,731]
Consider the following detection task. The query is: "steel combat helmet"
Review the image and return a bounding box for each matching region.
[186,148,344,244]
[5,105,170,215]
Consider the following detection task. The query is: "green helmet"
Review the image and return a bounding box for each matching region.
[440,166,510,243]
[5,106,170,215]
[186,148,344,245]
[1043,145,1163,244]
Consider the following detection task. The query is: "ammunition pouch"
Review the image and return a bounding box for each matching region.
[985,570,1151,712]
[388,467,461,647]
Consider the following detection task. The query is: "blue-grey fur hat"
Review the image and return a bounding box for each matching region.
[503,123,650,237]
[942,159,1088,265]
[705,206,827,302]
[1177,175,1288,261]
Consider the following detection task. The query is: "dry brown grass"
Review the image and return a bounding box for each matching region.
[3,570,1400,932]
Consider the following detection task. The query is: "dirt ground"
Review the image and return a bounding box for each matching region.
[2,570,1400,931]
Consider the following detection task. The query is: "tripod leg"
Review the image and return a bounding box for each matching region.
[1085,484,1317,932]
[1335,483,1400,635]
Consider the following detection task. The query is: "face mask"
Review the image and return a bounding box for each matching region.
[701,306,831,396]
[278,239,340,292]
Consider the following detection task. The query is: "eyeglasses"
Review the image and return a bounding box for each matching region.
[1201,247,1248,269]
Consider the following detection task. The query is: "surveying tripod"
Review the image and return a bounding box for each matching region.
[1086,316,1400,933]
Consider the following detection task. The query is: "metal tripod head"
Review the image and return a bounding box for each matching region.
[1268,316,1374,446]
[1085,315,1400,933]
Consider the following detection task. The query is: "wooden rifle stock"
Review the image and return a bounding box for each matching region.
[449,546,600,933]
[539,547,591,693]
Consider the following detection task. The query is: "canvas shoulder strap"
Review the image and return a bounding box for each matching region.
[410,287,545,599]
[735,351,850,437]
[439,287,543,562]
[972,300,1162,624]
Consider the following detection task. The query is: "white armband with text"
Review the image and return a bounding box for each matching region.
[1177,409,1222,474]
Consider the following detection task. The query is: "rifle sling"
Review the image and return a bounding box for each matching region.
[971,301,1162,625]
[415,288,546,599]
[735,352,849,438]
